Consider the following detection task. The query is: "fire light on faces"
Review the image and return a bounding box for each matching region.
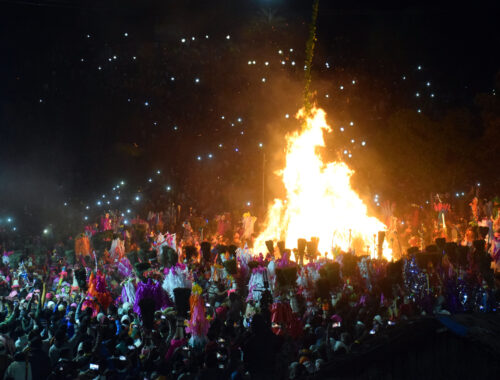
[254,108,392,260]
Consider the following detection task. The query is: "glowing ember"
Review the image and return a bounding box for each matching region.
[254,107,392,260]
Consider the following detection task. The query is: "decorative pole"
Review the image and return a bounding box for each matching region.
[262,151,266,210]
[303,0,320,116]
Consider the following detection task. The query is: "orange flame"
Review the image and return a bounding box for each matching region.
[254,107,391,260]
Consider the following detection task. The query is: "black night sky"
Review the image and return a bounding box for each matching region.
[1,0,499,233]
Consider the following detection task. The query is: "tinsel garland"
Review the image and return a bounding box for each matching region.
[87,271,113,312]
[121,279,136,304]
[271,301,303,339]
[186,283,209,339]
[134,278,170,316]
[162,263,191,302]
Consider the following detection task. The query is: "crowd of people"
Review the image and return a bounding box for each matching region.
[0,198,499,380]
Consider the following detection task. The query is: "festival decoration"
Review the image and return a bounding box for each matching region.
[186,283,209,349]
[86,271,113,315]
[74,235,91,262]
[162,263,191,302]
[133,278,170,317]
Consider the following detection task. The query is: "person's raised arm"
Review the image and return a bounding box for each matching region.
[35,282,47,320]
[75,292,85,324]
[0,301,18,329]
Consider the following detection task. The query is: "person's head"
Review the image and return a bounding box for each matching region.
[465,228,476,241]
[30,337,42,350]
[77,340,92,356]
[204,350,218,369]
[250,314,268,335]
[229,292,238,304]
[120,314,130,327]
[55,329,66,347]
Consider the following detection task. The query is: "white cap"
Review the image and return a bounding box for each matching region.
[121,315,130,324]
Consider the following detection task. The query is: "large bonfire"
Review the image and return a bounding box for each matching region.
[254,107,392,260]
